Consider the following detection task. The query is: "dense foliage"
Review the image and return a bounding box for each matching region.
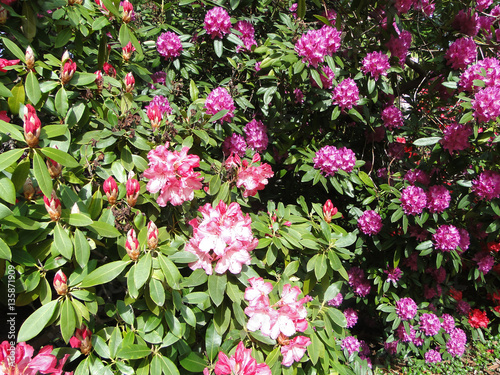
[0,0,500,374]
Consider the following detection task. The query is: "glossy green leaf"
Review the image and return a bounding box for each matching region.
[158,254,181,289]
[33,150,53,198]
[179,352,206,373]
[89,221,121,238]
[73,228,90,268]
[54,222,73,259]
[8,82,25,115]
[0,176,16,205]
[214,39,223,58]
[134,252,152,289]
[41,147,79,168]
[0,120,24,142]
[60,298,77,343]
[79,260,130,288]
[25,71,41,105]
[208,273,226,307]
[149,278,165,306]
[18,300,59,342]
[0,237,12,260]
[2,37,25,61]
[55,87,69,117]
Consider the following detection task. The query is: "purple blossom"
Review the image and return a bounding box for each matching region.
[150,71,167,89]
[426,185,451,213]
[145,95,172,116]
[404,169,430,186]
[327,292,343,307]
[311,66,335,89]
[156,32,183,59]
[446,328,467,357]
[222,134,247,157]
[295,29,327,67]
[472,170,500,200]
[332,78,359,110]
[458,228,470,253]
[385,340,398,355]
[419,313,441,336]
[400,185,427,215]
[344,308,358,328]
[362,51,391,81]
[445,37,477,70]
[459,58,500,92]
[441,123,473,154]
[385,267,402,284]
[381,105,404,130]
[396,323,415,342]
[313,145,356,176]
[341,336,360,357]
[474,252,495,274]
[234,21,257,52]
[441,313,455,334]
[456,300,471,316]
[347,267,371,297]
[395,297,418,320]
[425,349,442,363]
[433,225,461,252]
[204,87,235,123]
[473,86,500,123]
[453,9,480,36]
[357,210,383,236]
[244,119,269,152]
[204,7,231,39]
[386,30,412,66]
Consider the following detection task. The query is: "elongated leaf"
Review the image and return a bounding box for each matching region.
[79,261,130,288]
[25,71,41,105]
[68,213,93,227]
[205,323,222,361]
[149,278,165,306]
[158,254,181,289]
[413,137,441,146]
[54,222,73,259]
[208,273,226,307]
[0,237,12,260]
[2,37,25,61]
[8,82,25,115]
[41,147,79,168]
[73,228,90,268]
[60,298,76,343]
[0,120,24,142]
[117,345,151,360]
[134,252,152,289]
[179,352,206,373]
[189,79,198,101]
[0,176,16,205]
[55,87,69,117]
[157,354,180,375]
[214,39,223,58]
[18,300,59,342]
[33,150,53,198]
[89,221,121,238]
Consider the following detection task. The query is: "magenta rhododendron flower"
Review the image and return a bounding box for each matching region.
[244,119,268,152]
[332,78,359,110]
[425,349,441,363]
[295,29,327,67]
[426,185,451,213]
[313,145,356,176]
[474,252,495,274]
[357,210,383,236]
[157,31,183,59]
[459,58,500,92]
[400,185,427,215]
[404,169,430,186]
[472,170,500,200]
[441,313,455,334]
[385,267,402,284]
[472,86,500,122]
[204,7,231,39]
[419,313,440,336]
[446,328,466,356]
[347,267,371,297]
[433,224,461,252]
[394,0,414,14]
[361,51,391,81]
[222,133,247,157]
[453,9,480,36]
[233,20,257,52]
[396,297,418,320]
[281,336,311,367]
[145,95,172,117]
[214,342,271,375]
[327,292,343,307]
[386,30,412,66]
[445,37,477,70]
[143,142,203,206]
[441,123,472,154]
[185,200,258,275]
[341,336,360,357]
[204,87,235,123]
[381,104,404,130]
[476,0,493,12]
[321,25,341,55]
[344,308,358,328]
[228,153,274,197]
[396,323,416,342]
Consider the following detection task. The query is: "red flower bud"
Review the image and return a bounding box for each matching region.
[61,59,77,85]
[53,269,68,295]
[126,173,140,207]
[46,146,62,179]
[147,221,158,249]
[23,104,41,148]
[43,190,62,221]
[147,104,162,132]
[124,72,135,93]
[70,325,92,355]
[122,41,136,62]
[323,199,338,223]
[121,0,133,23]
[103,62,116,78]
[95,70,103,93]
[103,176,118,205]
[126,228,140,261]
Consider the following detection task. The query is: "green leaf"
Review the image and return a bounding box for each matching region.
[189,79,198,101]
[25,71,41,105]
[183,292,209,305]
[0,237,12,260]
[169,251,198,263]
[208,273,227,307]
[68,213,93,227]
[79,260,130,288]
[0,176,16,205]
[33,150,53,198]
[55,87,69,117]
[41,124,68,139]
[73,228,90,268]
[0,120,24,142]
[297,0,306,18]
[0,82,13,97]
[92,16,110,31]
[149,278,165,306]
[358,170,374,187]
[314,253,327,280]
[158,254,181,289]
[413,137,442,146]
[205,323,222,361]
[324,281,343,301]
[89,221,121,238]
[214,39,223,58]
[179,352,206,373]
[117,345,151,360]
[214,303,231,335]
[0,203,12,220]
[54,222,73,259]
[308,332,323,365]
[60,298,77,343]
[311,69,323,88]
[41,147,79,168]
[8,82,25,115]
[156,354,180,375]
[326,307,347,328]
[134,252,152,289]
[2,37,25,61]
[18,300,59,342]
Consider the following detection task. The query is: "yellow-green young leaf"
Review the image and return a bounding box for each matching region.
[25,71,41,105]
[108,326,123,359]
[308,332,324,365]
[60,298,77,343]
[40,147,79,168]
[54,222,73,259]
[358,170,374,187]
[0,176,16,205]
[208,273,227,307]
[8,82,25,115]
[79,260,131,288]
[189,79,198,101]
[68,213,93,227]
[73,228,90,268]
[0,237,12,260]
[0,82,12,97]
[265,347,281,368]
[33,150,53,199]
[18,300,59,342]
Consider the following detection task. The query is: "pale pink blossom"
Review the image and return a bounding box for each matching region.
[214,342,271,375]
[281,336,311,367]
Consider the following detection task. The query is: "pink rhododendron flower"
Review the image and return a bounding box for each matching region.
[145,95,172,117]
[204,87,235,123]
[295,29,327,67]
[415,0,435,16]
[453,9,480,36]
[459,58,500,92]
[474,252,495,274]
[419,313,441,336]
[311,65,335,89]
[244,119,268,152]
[281,336,311,367]
[341,336,360,357]
[458,228,470,253]
[228,153,274,197]
[332,78,359,110]
[320,25,341,55]
[327,292,343,307]
[294,88,304,104]
[404,169,430,186]
[447,328,466,357]
[396,323,416,342]
[344,308,358,328]
[347,267,371,297]
[400,185,427,215]
[425,349,441,363]
[395,0,414,14]
[185,200,258,275]
[472,170,500,200]
[445,38,477,70]
[234,21,257,52]
[214,342,271,375]
[472,86,500,122]
[396,297,418,320]
[441,123,472,154]
[476,0,493,12]
[362,51,391,81]
[143,142,203,206]
[313,145,356,176]
[386,30,412,66]
[222,133,247,157]
[433,224,461,252]
[385,267,402,284]
[357,210,383,236]
[426,185,451,213]
[204,7,231,39]
[157,31,183,59]
[381,105,404,130]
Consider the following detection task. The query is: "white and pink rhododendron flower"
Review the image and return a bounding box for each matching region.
[281,336,311,367]
[226,153,274,198]
[214,341,271,375]
[185,200,258,275]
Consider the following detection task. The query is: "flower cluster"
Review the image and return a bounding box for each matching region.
[361,51,391,81]
[341,336,360,357]
[468,308,489,328]
[328,292,343,307]
[294,26,341,67]
[233,21,257,52]
[213,342,271,375]
[244,277,311,366]
[156,31,183,59]
[445,37,476,70]
[244,119,269,152]
[185,201,258,275]
[432,225,461,252]
[332,78,359,110]
[357,210,383,236]
[204,7,231,39]
[145,95,172,119]
[222,133,247,157]
[447,328,467,356]
[313,145,356,176]
[386,30,412,66]
[396,297,418,320]
[204,87,235,123]
[472,170,500,200]
[311,66,335,89]
[419,313,440,336]
[472,86,500,123]
[400,186,427,215]
[227,153,274,198]
[405,169,430,186]
[441,123,472,154]
[143,143,203,206]
[459,58,500,92]
[347,267,371,297]
[426,185,451,213]
[425,349,441,363]
[344,308,358,328]
[70,325,92,355]
[381,104,404,130]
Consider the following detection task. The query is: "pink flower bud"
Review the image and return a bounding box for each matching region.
[25,46,35,71]
[53,269,68,295]
[95,70,103,92]
[103,62,116,78]
[46,146,62,179]
[147,221,158,249]
[147,104,162,132]
[126,173,140,207]
[103,176,118,205]
[61,59,77,85]
[124,72,135,93]
[23,178,35,200]
[121,0,133,23]
[122,41,136,61]
[70,325,92,355]
[23,104,41,148]
[43,190,62,221]
[323,199,338,223]
[284,221,292,227]
[126,228,140,260]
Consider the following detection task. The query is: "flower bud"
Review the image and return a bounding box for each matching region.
[70,325,92,355]
[147,221,158,249]
[68,0,83,5]
[126,173,140,207]
[103,176,118,205]
[25,46,35,71]
[0,6,7,24]
[23,178,35,200]
[147,104,162,132]
[23,104,41,148]
[122,41,136,62]
[323,199,338,223]
[61,50,71,64]
[95,70,103,93]
[124,72,135,94]
[121,0,133,23]
[46,146,62,178]
[125,228,140,261]
[61,59,77,85]
[44,190,62,221]
[53,269,68,295]
[103,62,116,78]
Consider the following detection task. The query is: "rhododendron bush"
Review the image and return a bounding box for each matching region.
[1,0,500,374]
